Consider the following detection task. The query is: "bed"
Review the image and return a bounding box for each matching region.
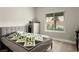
[0,26,52,52]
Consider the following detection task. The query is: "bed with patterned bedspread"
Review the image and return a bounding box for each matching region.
[1,32,52,52]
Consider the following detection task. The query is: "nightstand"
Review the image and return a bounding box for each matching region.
[75,30,79,51]
[0,36,2,49]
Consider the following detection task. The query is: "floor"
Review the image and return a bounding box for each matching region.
[48,40,77,52]
[0,40,77,52]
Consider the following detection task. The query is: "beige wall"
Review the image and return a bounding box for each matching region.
[35,7,79,41]
[0,7,35,27]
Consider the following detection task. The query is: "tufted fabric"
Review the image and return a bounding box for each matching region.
[0,26,26,35]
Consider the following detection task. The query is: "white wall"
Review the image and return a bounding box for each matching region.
[35,7,79,41]
[0,7,35,27]
[0,7,79,41]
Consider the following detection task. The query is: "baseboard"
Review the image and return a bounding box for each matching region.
[53,38,76,44]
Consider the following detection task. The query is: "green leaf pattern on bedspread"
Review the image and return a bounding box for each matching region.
[7,32,43,46]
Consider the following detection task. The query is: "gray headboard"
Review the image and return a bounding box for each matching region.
[0,26,27,35]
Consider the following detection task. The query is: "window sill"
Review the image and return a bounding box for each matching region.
[45,30,65,33]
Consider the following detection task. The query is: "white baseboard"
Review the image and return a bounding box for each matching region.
[53,38,76,44]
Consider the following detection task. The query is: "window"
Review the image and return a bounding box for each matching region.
[46,12,64,31]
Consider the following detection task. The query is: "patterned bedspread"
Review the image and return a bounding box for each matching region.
[1,32,51,52]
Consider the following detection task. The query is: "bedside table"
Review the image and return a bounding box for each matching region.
[75,30,79,51]
[0,37,2,49]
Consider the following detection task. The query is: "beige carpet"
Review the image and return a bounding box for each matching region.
[48,40,77,52]
[0,40,77,52]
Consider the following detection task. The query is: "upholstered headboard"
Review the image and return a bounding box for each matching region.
[0,26,27,35]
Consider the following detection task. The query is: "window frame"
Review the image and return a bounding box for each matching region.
[45,11,65,33]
